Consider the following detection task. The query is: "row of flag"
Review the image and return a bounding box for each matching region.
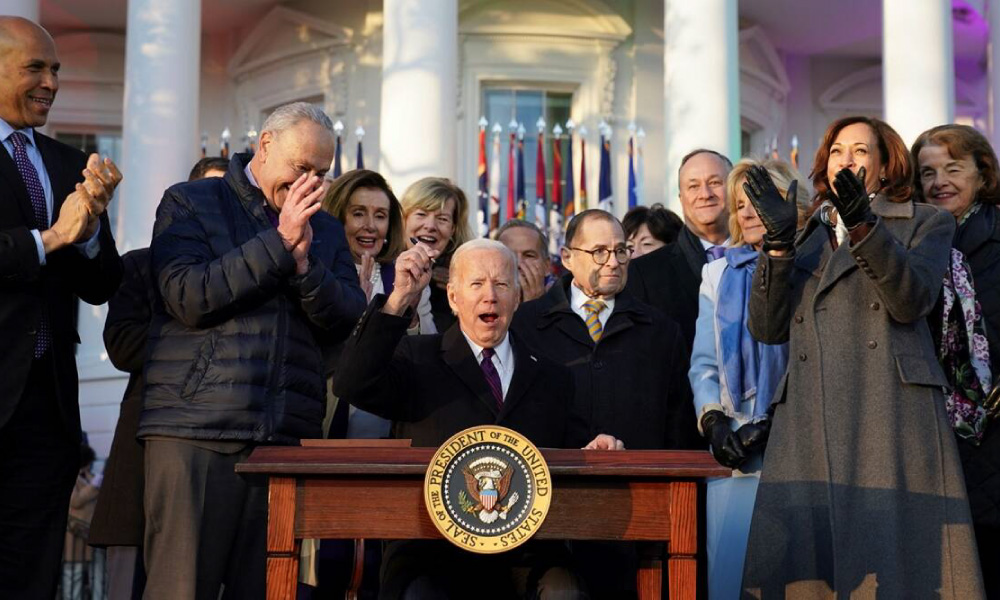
[332,121,365,177]
[202,123,368,177]
[476,117,646,244]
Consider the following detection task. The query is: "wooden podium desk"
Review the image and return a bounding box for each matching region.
[236,445,729,600]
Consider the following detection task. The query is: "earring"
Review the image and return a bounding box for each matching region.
[879,177,888,185]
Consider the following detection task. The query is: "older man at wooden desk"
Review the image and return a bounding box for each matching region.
[334,238,623,599]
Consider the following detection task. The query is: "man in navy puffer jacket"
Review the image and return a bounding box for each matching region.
[139,102,366,600]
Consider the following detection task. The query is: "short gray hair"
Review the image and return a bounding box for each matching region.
[449,238,519,289]
[494,219,550,260]
[261,102,334,136]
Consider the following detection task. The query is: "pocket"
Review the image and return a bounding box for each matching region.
[894,354,948,388]
[180,330,220,400]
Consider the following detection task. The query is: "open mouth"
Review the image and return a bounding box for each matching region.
[931,192,956,201]
[355,235,378,249]
[479,312,499,324]
[416,235,438,246]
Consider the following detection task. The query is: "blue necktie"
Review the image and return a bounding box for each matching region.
[9,132,51,357]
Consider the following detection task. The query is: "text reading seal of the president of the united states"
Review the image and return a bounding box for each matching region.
[424,425,552,554]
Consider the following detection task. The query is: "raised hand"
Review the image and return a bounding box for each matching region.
[384,240,440,316]
[277,173,324,255]
[518,259,546,302]
[743,165,798,253]
[830,166,872,230]
[79,154,122,217]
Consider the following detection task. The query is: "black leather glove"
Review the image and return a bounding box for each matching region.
[830,166,873,230]
[734,419,771,454]
[742,165,799,252]
[701,410,748,470]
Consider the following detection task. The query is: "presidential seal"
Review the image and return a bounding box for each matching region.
[424,425,552,554]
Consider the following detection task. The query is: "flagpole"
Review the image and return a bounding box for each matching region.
[534,117,547,231]
[332,120,344,178]
[627,121,637,210]
[477,116,489,238]
[355,126,365,170]
[516,123,526,220]
[488,122,502,235]
[578,125,588,214]
[506,119,517,222]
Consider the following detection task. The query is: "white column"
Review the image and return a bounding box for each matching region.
[117,0,201,250]
[883,0,954,147]
[379,0,457,194]
[1,0,39,22]
[989,0,1000,150]
[663,0,739,210]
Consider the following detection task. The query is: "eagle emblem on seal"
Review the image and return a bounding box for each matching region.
[459,457,520,524]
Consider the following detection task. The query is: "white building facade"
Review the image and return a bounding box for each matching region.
[7,0,995,456]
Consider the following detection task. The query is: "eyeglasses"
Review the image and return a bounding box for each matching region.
[567,246,634,265]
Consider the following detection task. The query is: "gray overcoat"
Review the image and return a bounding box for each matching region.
[742,196,985,599]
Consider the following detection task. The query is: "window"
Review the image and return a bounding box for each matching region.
[55,132,123,226]
[483,87,572,218]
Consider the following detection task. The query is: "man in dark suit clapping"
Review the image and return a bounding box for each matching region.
[0,17,123,599]
[335,238,621,598]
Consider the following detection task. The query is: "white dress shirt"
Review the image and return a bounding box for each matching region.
[461,330,515,400]
[569,283,615,330]
[0,118,100,264]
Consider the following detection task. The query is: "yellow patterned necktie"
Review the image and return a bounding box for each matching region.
[582,300,607,343]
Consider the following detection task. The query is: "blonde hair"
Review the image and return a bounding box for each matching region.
[400,177,474,253]
[726,158,813,246]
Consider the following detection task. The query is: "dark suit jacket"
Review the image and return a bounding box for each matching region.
[626,225,707,348]
[89,248,153,547]
[510,277,702,451]
[333,294,580,449]
[0,131,122,437]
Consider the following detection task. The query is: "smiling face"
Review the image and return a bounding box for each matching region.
[252,120,335,211]
[734,177,766,248]
[344,187,391,262]
[917,144,983,218]
[0,19,60,129]
[826,122,884,193]
[560,216,628,299]
[678,152,729,238]
[447,247,520,348]
[404,197,456,254]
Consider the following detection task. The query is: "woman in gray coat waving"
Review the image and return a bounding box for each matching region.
[741,116,984,598]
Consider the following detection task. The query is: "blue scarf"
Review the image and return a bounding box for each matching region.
[717,246,789,419]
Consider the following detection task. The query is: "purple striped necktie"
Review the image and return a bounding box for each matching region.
[480,347,503,410]
[9,131,51,357]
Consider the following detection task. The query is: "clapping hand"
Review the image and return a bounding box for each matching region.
[518,259,547,302]
[277,173,325,275]
[359,252,376,301]
[44,183,94,251]
[743,165,798,253]
[829,166,872,230]
[701,410,748,469]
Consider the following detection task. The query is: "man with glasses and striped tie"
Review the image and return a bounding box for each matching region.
[0,17,123,599]
[511,209,703,597]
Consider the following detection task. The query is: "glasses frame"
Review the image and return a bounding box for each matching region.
[566,246,634,265]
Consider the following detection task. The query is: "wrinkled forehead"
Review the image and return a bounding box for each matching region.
[679,152,729,182]
[272,122,335,169]
[452,248,517,281]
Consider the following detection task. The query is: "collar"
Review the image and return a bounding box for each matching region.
[461,330,513,369]
[698,235,730,251]
[569,280,616,315]
[0,118,35,146]
[244,161,260,189]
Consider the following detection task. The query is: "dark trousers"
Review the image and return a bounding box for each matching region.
[0,354,80,599]
[142,439,266,600]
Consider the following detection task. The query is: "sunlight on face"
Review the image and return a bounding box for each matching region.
[447,248,520,348]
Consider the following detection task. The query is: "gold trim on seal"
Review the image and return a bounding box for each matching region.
[423,425,552,554]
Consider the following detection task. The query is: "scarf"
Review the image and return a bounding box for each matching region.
[717,245,789,419]
[939,246,993,444]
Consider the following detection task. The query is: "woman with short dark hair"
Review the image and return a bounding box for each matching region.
[741,116,984,597]
[913,123,1000,598]
[622,204,684,258]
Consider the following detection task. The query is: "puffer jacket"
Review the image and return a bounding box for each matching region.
[139,154,366,444]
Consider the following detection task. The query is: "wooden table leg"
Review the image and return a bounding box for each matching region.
[267,476,300,600]
[637,555,663,600]
[667,481,697,600]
